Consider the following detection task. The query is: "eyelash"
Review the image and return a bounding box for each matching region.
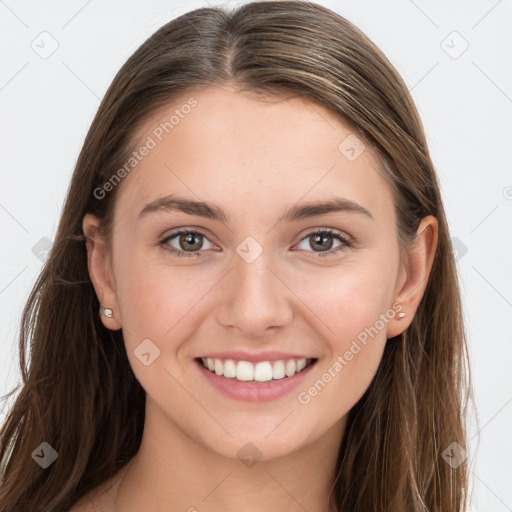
[159,228,354,258]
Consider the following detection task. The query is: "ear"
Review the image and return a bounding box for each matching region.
[82,213,122,330]
[386,215,438,338]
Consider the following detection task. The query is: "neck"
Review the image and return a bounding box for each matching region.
[114,399,346,512]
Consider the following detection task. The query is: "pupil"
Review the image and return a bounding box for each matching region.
[313,234,332,251]
[182,233,201,250]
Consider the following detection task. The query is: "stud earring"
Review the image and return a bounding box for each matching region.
[397,311,407,319]
[99,305,113,318]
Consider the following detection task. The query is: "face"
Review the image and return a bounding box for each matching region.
[90,84,410,461]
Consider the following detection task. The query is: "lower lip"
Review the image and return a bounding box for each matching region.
[195,359,317,403]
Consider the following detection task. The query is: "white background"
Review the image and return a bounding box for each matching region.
[1,1,511,510]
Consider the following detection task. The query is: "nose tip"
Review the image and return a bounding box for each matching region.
[216,249,293,336]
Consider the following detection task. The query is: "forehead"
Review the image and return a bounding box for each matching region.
[113,84,395,225]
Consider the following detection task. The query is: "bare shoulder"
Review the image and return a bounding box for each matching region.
[67,495,105,511]
[67,487,113,512]
[67,466,129,512]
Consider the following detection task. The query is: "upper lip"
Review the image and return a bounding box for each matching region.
[197,351,317,363]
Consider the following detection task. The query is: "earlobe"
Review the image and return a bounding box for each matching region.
[386,215,438,339]
[82,213,122,330]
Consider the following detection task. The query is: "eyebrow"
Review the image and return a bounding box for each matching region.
[138,194,373,223]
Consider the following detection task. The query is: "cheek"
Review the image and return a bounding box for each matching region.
[297,335,387,434]
[113,250,220,356]
[294,280,392,430]
[300,257,397,343]
[113,260,212,399]
[293,257,395,411]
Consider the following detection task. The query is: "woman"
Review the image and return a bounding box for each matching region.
[0,1,471,511]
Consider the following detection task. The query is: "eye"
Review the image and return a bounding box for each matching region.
[294,228,353,257]
[160,229,215,257]
[159,227,353,258]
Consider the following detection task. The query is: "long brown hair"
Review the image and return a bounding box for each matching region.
[0,2,472,510]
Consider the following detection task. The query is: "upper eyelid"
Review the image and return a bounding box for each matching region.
[161,227,352,248]
[161,228,217,245]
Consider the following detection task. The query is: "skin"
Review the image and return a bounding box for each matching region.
[78,84,438,512]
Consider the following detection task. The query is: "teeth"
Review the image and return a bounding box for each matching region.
[236,361,254,381]
[200,357,313,382]
[285,359,296,377]
[223,359,237,378]
[254,361,273,382]
[272,360,285,380]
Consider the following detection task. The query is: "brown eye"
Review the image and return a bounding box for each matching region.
[177,232,203,251]
[295,229,353,257]
[161,229,214,257]
[309,233,335,252]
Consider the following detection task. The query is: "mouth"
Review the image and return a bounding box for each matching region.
[195,356,318,383]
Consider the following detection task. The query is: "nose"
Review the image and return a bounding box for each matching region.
[215,245,293,338]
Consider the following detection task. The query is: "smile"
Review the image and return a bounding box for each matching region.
[198,357,317,383]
